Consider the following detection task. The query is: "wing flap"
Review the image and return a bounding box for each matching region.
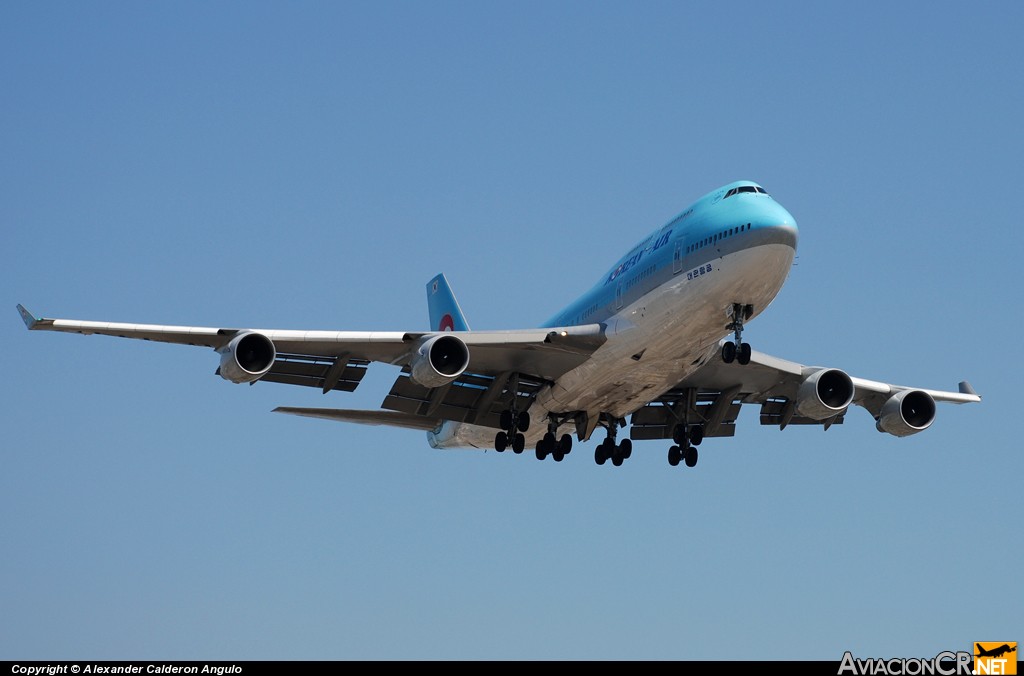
[259,354,370,393]
[759,397,845,427]
[631,420,737,440]
[382,369,545,429]
[629,389,743,440]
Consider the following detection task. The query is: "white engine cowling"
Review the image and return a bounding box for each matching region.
[876,390,936,437]
[796,368,855,420]
[409,334,470,388]
[217,331,276,384]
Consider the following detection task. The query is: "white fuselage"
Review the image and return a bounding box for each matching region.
[428,236,797,449]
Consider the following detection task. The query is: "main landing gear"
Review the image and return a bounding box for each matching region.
[535,413,575,462]
[536,432,573,462]
[667,422,703,468]
[722,302,753,365]
[593,414,632,467]
[494,408,529,454]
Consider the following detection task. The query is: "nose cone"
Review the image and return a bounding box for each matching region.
[717,193,799,251]
[753,200,798,250]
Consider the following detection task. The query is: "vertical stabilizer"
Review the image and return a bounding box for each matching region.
[426,273,471,332]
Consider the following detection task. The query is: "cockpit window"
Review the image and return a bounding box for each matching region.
[724,185,769,199]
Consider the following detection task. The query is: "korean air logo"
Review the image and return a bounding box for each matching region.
[438,313,455,332]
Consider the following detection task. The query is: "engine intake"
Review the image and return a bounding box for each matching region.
[218,331,276,384]
[410,334,470,388]
[876,390,936,437]
[796,368,855,420]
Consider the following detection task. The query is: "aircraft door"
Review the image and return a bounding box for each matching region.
[673,240,684,274]
[615,282,624,309]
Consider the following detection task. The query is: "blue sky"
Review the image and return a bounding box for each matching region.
[2,1,1020,660]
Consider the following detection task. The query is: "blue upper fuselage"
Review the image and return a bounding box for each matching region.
[543,181,799,328]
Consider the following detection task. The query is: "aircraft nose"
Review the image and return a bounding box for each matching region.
[761,220,798,250]
[752,203,798,250]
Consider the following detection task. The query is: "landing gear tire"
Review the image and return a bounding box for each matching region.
[495,431,508,452]
[499,410,513,431]
[690,425,704,446]
[738,342,752,365]
[558,434,573,455]
[552,451,564,462]
[536,432,556,461]
[512,433,525,454]
[668,445,681,466]
[684,446,698,468]
[594,413,627,467]
[672,424,686,445]
[518,411,530,431]
[722,341,737,364]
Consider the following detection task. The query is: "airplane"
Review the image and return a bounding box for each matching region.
[975,644,1015,659]
[16,180,981,468]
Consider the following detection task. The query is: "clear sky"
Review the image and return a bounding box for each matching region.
[2,0,1020,661]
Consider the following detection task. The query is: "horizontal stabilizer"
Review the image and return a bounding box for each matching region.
[273,407,441,431]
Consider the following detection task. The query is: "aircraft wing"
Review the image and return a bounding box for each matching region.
[629,345,981,441]
[17,304,605,427]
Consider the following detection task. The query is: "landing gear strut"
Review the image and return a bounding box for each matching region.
[593,414,632,467]
[722,303,753,365]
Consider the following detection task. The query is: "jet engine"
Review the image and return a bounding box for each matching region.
[409,334,470,388]
[217,331,276,384]
[875,389,936,437]
[796,368,855,420]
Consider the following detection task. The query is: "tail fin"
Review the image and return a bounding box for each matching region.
[426,273,470,332]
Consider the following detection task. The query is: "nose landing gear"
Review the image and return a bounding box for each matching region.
[722,303,753,365]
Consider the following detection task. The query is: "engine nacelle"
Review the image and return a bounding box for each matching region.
[876,389,936,437]
[217,331,276,384]
[409,334,470,388]
[796,368,855,420]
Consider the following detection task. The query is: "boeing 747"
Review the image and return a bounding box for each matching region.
[17,181,981,468]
